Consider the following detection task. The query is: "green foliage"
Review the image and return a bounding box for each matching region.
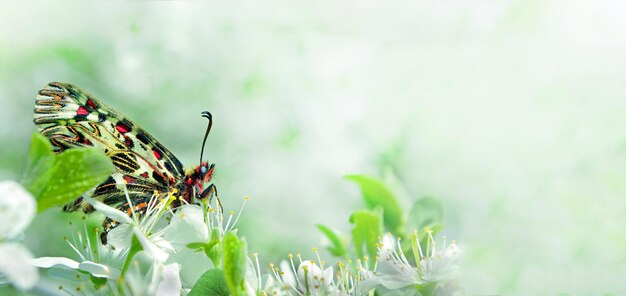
[186,229,223,266]
[345,175,405,235]
[21,133,115,212]
[222,232,247,296]
[350,208,383,259]
[22,133,56,197]
[188,269,230,296]
[316,224,348,257]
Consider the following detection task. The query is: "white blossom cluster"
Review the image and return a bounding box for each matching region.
[0,181,461,296]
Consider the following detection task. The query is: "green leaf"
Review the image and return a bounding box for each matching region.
[188,269,230,296]
[33,145,114,212]
[350,208,383,259]
[187,242,210,251]
[22,133,55,197]
[316,224,348,258]
[22,133,115,212]
[407,196,443,231]
[345,175,404,235]
[223,232,247,296]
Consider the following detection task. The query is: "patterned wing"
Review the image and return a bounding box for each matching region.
[34,82,185,209]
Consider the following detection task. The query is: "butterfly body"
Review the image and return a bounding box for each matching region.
[34,82,216,239]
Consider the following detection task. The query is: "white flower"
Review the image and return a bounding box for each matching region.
[270,248,380,296]
[161,204,213,287]
[245,253,283,296]
[0,243,38,291]
[0,180,38,290]
[32,224,124,294]
[34,227,181,296]
[421,240,460,283]
[124,252,182,296]
[298,260,334,295]
[84,188,175,262]
[163,195,248,252]
[271,249,338,296]
[32,224,124,279]
[0,181,36,240]
[335,259,378,296]
[375,230,461,290]
[376,234,421,289]
[161,197,248,288]
[163,205,209,247]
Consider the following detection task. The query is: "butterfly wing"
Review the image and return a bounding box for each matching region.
[34,82,185,209]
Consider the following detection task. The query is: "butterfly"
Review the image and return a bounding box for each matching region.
[34,82,218,243]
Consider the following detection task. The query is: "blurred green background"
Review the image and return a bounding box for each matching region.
[2,1,626,295]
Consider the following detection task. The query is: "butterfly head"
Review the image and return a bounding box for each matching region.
[197,161,215,183]
[183,161,215,201]
[182,111,218,203]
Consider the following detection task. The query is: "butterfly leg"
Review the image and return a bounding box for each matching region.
[100,217,120,245]
[199,184,223,213]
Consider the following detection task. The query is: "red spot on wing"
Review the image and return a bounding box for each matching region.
[116,123,130,133]
[186,178,193,185]
[77,106,89,116]
[86,99,97,109]
[153,149,162,160]
[124,176,136,184]
[140,172,149,178]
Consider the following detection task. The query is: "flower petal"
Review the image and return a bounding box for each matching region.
[377,252,420,289]
[155,263,182,296]
[421,244,460,282]
[152,235,176,254]
[279,260,297,288]
[133,227,169,262]
[83,196,132,224]
[0,243,38,290]
[297,260,331,292]
[107,223,133,250]
[79,261,121,278]
[31,257,79,269]
[168,248,212,289]
[245,257,258,289]
[162,205,209,246]
[0,181,35,240]
[323,266,333,284]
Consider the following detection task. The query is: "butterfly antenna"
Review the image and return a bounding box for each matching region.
[200,111,213,165]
